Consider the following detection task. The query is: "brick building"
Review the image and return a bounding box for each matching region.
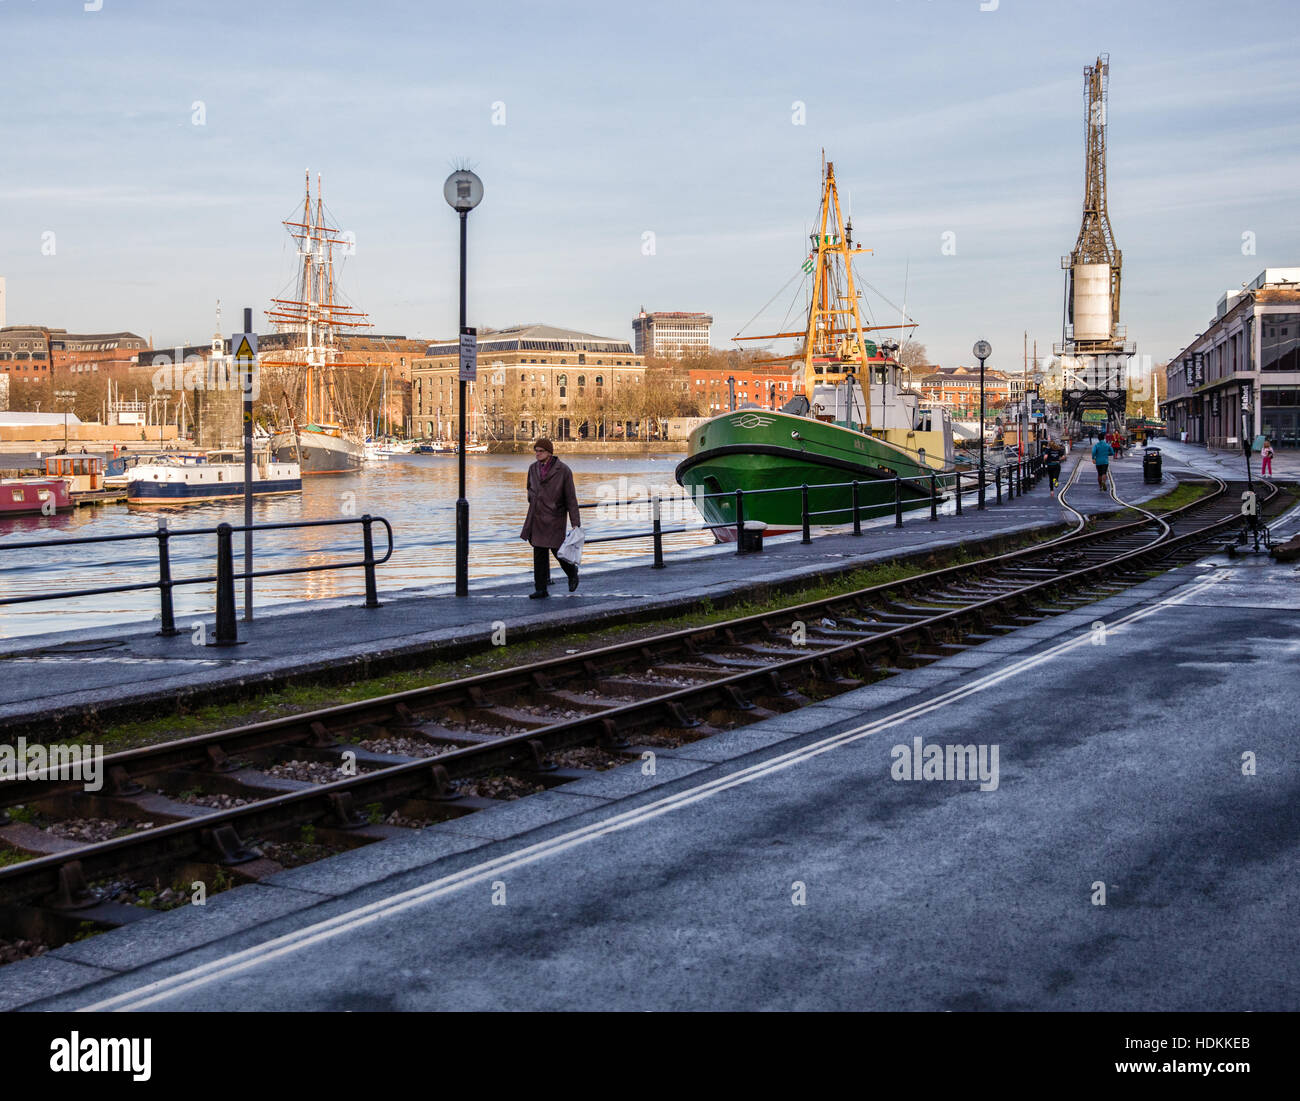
[688,366,804,414]
[917,366,1014,418]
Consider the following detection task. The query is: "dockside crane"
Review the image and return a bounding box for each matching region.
[1057,54,1135,435]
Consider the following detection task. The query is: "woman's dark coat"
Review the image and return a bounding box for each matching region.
[520,458,580,549]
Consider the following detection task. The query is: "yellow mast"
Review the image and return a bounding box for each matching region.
[802,162,877,422]
[734,159,914,432]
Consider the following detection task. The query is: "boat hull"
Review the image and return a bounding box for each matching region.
[127,479,302,505]
[0,479,74,516]
[271,429,363,474]
[675,411,947,534]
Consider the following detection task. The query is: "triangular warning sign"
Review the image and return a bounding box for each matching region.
[234,337,255,360]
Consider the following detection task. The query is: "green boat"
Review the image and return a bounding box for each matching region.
[676,160,957,537]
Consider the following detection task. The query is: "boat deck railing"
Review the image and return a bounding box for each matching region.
[0,515,392,645]
[577,454,1045,564]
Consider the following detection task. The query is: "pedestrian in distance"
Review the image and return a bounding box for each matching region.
[1261,438,1274,476]
[520,438,580,599]
[1045,444,1063,495]
[1092,434,1113,491]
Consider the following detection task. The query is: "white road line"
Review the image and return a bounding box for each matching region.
[83,569,1227,1012]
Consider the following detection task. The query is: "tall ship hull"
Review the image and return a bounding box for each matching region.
[677,411,943,534]
[270,426,362,474]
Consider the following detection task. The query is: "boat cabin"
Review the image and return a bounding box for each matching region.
[44,454,104,493]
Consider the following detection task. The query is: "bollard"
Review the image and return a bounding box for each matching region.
[652,494,664,568]
[361,515,380,608]
[214,522,238,645]
[735,489,746,555]
[801,484,811,545]
[156,518,178,637]
[995,467,1003,504]
[930,471,938,521]
[852,481,862,536]
[894,477,903,527]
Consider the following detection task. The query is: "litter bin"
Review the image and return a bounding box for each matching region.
[1143,447,1162,484]
[738,520,767,553]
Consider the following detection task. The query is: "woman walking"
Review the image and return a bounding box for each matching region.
[1261,438,1275,476]
[520,438,580,599]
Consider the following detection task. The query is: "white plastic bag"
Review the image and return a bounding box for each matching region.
[557,526,585,566]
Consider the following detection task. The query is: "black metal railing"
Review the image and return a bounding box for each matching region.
[0,516,393,644]
[575,454,1045,565]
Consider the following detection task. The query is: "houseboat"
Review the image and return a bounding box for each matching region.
[0,478,73,516]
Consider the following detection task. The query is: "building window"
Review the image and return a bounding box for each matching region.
[595,376,603,387]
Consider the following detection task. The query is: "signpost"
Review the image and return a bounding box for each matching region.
[54,390,76,452]
[233,315,257,621]
[459,327,477,382]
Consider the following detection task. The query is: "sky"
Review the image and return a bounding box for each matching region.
[1,0,1297,376]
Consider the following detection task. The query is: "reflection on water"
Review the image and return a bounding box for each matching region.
[0,454,710,639]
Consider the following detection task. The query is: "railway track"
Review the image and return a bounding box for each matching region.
[0,465,1282,953]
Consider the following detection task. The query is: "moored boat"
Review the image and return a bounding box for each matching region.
[0,478,73,516]
[676,160,955,536]
[127,451,302,505]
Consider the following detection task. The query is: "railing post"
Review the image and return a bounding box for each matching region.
[1010,461,1017,498]
[894,477,903,527]
[652,493,665,568]
[995,467,1003,504]
[852,480,862,536]
[930,472,938,521]
[801,483,811,545]
[361,514,380,608]
[735,489,746,555]
[214,522,238,645]
[978,468,986,510]
[955,472,963,515]
[156,518,178,637]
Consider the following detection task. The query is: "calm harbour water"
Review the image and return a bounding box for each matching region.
[0,453,714,641]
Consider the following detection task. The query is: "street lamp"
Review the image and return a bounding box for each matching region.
[973,340,992,508]
[444,168,483,598]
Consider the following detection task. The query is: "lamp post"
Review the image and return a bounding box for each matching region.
[444,168,484,598]
[973,340,992,509]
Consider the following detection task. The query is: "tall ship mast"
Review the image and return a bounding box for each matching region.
[265,171,371,474]
[675,159,955,537]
